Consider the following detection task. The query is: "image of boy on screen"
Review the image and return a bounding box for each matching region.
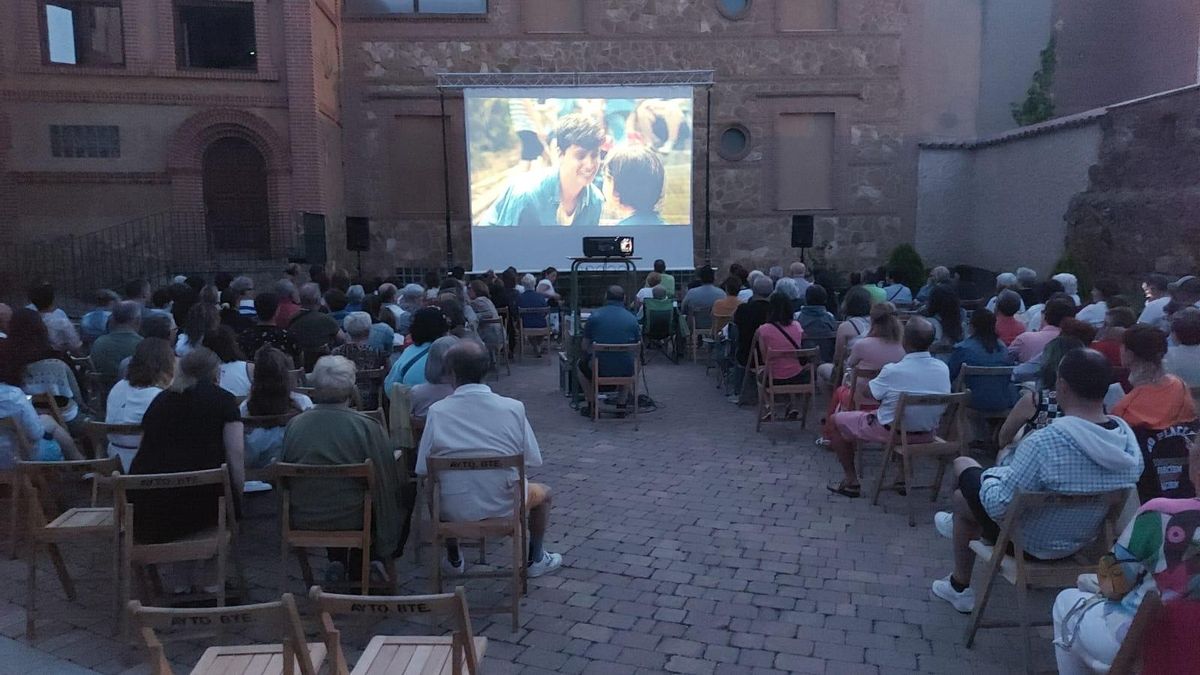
[481,114,605,227]
[603,145,666,226]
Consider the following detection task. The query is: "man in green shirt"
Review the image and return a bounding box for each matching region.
[653,259,676,297]
[90,301,142,383]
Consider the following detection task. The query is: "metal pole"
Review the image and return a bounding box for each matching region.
[439,90,454,271]
[703,87,712,268]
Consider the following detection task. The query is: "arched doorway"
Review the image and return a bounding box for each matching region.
[202,136,270,255]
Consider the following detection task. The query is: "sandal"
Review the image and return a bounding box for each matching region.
[785,408,801,421]
[826,481,861,498]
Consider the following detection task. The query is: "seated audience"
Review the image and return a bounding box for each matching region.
[219,276,255,333]
[796,284,838,362]
[539,267,562,303]
[90,301,143,384]
[178,302,220,356]
[752,292,808,418]
[1012,318,1098,384]
[0,350,79,466]
[417,340,562,578]
[683,266,725,316]
[1015,267,1039,309]
[105,338,174,471]
[738,270,765,303]
[635,272,663,308]
[28,282,82,355]
[1137,273,1172,330]
[289,283,342,369]
[1051,439,1200,674]
[139,313,177,345]
[788,261,811,296]
[281,355,401,580]
[516,274,550,354]
[274,280,302,329]
[1009,296,1076,363]
[395,284,427,337]
[653,259,676,297]
[984,273,1025,314]
[1163,307,1200,387]
[241,346,313,469]
[711,276,742,319]
[437,295,471,339]
[993,290,1026,346]
[1052,272,1082,306]
[6,309,90,436]
[362,295,397,354]
[410,336,459,418]
[827,317,950,497]
[237,291,301,368]
[207,326,253,398]
[925,285,965,359]
[467,280,504,356]
[332,312,387,409]
[773,277,803,314]
[948,309,1016,412]
[820,302,905,442]
[385,307,450,390]
[1021,279,1066,331]
[931,349,1142,612]
[578,286,641,409]
[1075,278,1121,328]
[881,268,913,306]
[129,348,245,554]
[916,266,950,305]
[325,289,350,324]
[997,337,1086,457]
[816,285,873,389]
[1114,325,1196,429]
[1090,306,1137,369]
[80,289,119,345]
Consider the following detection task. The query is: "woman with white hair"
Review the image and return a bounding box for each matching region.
[519,274,551,349]
[1052,273,1081,305]
[332,311,386,408]
[985,272,1026,314]
[130,348,245,544]
[774,277,803,313]
[738,270,764,302]
[410,335,459,417]
[281,355,403,580]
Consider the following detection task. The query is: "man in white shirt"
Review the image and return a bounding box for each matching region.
[1137,274,1172,330]
[28,283,82,354]
[417,339,563,578]
[826,317,951,497]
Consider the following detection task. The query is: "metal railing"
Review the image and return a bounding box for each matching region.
[18,210,303,298]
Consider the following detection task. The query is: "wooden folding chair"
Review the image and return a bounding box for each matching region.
[753,338,819,432]
[84,420,143,463]
[964,488,1131,673]
[311,585,487,675]
[114,466,246,636]
[954,365,1016,448]
[355,367,386,412]
[582,344,640,429]
[1,416,34,559]
[687,308,714,364]
[427,454,527,631]
[127,593,323,675]
[517,307,552,361]
[479,317,511,378]
[870,391,971,526]
[388,384,429,566]
[708,309,734,386]
[19,456,122,642]
[1108,590,1163,675]
[275,460,393,595]
[241,413,299,483]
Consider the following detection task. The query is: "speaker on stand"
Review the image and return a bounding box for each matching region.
[791,214,814,264]
[346,216,370,279]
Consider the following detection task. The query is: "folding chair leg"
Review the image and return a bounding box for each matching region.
[295,549,315,589]
[216,547,227,608]
[360,546,370,596]
[26,538,37,642]
[511,528,521,632]
[903,455,916,527]
[431,535,443,594]
[965,548,1007,647]
[871,445,895,506]
[7,482,18,560]
[47,543,76,600]
[1016,581,1032,673]
[931,458,949,503]
[477,538,486,565]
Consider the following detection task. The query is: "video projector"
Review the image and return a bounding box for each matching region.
[582,236,635,258]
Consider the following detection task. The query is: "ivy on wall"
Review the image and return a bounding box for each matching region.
[1011,35,1057,127]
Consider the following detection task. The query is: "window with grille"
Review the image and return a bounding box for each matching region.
[50,125,120,158]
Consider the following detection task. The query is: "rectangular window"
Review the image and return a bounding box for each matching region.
[175,1,257,70]
[778,0,837,31]
[50,125,120,158]
[776,113,834,210]
[42,0,124,66]
[524,0,583,33]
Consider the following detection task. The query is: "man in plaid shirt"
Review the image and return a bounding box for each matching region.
[930,348,1143,612]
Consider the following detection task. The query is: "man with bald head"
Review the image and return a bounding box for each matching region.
[417,338,562,578]
[826,316,951,497]
[578,285,641,411]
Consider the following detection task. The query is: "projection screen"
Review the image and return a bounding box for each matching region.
[465,86,694,272]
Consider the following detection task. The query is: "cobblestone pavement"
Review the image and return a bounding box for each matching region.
[0,355,1055,673]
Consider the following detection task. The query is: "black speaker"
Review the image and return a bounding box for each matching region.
[302,212,327,265]
[346,216,370,252]
[791,215,814,248]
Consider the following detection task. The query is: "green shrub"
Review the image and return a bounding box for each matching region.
[886,244,926,293]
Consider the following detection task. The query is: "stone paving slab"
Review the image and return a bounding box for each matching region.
[0,355,1056,673]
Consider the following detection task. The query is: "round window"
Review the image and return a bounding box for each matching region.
[716,0,751,20]
[718,125,751,160]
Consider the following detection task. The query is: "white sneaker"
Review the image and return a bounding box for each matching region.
[526,551,563,578]
[931,575,975,613]
[934,511,954,540]
[441,555,465,576]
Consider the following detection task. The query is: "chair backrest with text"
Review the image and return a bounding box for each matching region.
[310,585,480,675]
[127,594,317,675]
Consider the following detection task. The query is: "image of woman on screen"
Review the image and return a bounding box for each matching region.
[479,113,605,227]
[603,145,666,226]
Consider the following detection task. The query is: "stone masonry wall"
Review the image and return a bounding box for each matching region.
[1063,86,1200,288]
[339,0,929,280]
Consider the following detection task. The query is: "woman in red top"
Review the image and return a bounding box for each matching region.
[1090,306,1136,368]
[993,290,1027,346]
